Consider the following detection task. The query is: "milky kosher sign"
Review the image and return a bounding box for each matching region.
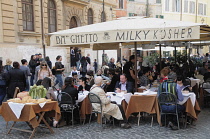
[50,26,200,46]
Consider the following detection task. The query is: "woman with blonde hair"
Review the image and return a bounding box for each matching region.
[37,61,53,81]
[4,59,12,72]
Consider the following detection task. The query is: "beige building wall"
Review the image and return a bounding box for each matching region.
[162,0,210,55]
[0,0,117,72]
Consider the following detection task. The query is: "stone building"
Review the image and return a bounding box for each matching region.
[0,0,117,72]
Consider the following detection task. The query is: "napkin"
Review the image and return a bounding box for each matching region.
[39,102,47,108]
[8,102,25,119]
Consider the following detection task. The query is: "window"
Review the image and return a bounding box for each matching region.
[198,3,203,15]
[70,16,78,29]
[22,0,34,31]
[184,0,188,13]
[156,0,161,3]
[165,0,170,12]
[48,0,57,33]
[88,8,93,25]
[119,0,123,9]
[189,1,195,14]
[173,0,181,12]
[204,4,206,15]
[101,11,106,22]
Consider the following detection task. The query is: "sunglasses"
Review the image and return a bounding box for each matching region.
[42,64,47,66]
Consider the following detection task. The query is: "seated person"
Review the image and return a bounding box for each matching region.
[115,74,133,93]
[159,68,169,83]
[78,77,91,92]
[90,76,131,129]
[203,66,210,82]
[106,69,120,92]
[69,66,80,77]
[61,77,80,123]
[140,68,153,87]
[158,76,185,130]
[72,72,79,86]
[86,70,94,86]
[95,69,110,81]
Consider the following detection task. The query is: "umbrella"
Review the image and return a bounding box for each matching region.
[48,17,210,91]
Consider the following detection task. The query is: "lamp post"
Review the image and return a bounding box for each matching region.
[40,0,46,58]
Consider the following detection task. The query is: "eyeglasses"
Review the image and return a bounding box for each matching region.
[42,64,47,66]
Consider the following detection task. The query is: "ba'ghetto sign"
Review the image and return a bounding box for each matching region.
[50,26,200,46]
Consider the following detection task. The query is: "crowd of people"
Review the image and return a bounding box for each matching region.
[0,50,209,129]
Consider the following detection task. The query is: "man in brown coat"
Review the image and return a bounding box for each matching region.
[90,76,131,129]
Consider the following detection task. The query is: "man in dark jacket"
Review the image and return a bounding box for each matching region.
[115,74,133,93]
[204,67,210,82]
[7,62,26,98]
[108,58,116,69]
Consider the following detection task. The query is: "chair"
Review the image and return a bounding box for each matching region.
[137,112,154,127]
[202,82,210,107]
[57,92,78,126]
[158,92,180,129]
[88,93,114,127]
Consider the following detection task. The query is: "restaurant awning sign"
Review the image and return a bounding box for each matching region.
[49,17,204,47]
[50,26,200,46]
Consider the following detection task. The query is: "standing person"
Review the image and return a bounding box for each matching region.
[108,58,116,69]
[75,50,82,70]
[55,55,65,89]
[7,62,26,98]
[104,53,109,65]
[123,55,135,84]
[37,61,53,81]
[202,53,209,64]
[29,55,37,86]
[4,59,13,72]
[0,60,7,105]
[70,47,76,67]
[45,56,52,69]
[93,59,98,74]
[38,53,44,62]
[80,56,87,77]
[20,59,31,91]
[86,54,91,71]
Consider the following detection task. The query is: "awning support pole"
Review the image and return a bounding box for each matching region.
[134,42,138,92]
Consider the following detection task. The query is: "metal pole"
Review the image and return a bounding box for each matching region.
[180,0,183,21]
[40,0,46,58]
[134,42,138,92]
[102,0,105,61]
[175,46,177,64]
[159,44,162,70]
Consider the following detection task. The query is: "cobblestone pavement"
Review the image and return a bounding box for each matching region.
[0,109,210,139]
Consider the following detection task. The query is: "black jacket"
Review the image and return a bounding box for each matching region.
[62,85,78,104]
[29,60,37,74]
[7,68,26,98]
[115,81,133,93]
[107,74,120,92]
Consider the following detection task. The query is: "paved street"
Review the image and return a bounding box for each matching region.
[0,108,210,139]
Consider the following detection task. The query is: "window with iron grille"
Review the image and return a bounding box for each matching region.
[198,3,203,15]
[22,0,34,31]
[70,16,78,29]
[88,8,93,25]
[48,0,57,33]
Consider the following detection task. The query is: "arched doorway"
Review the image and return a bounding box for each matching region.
[69,16,78,29]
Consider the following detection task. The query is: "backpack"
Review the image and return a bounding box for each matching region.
[158,80,177,98]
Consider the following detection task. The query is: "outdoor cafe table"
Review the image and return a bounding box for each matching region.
[125,94,161,125]
[0,101,61,139]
